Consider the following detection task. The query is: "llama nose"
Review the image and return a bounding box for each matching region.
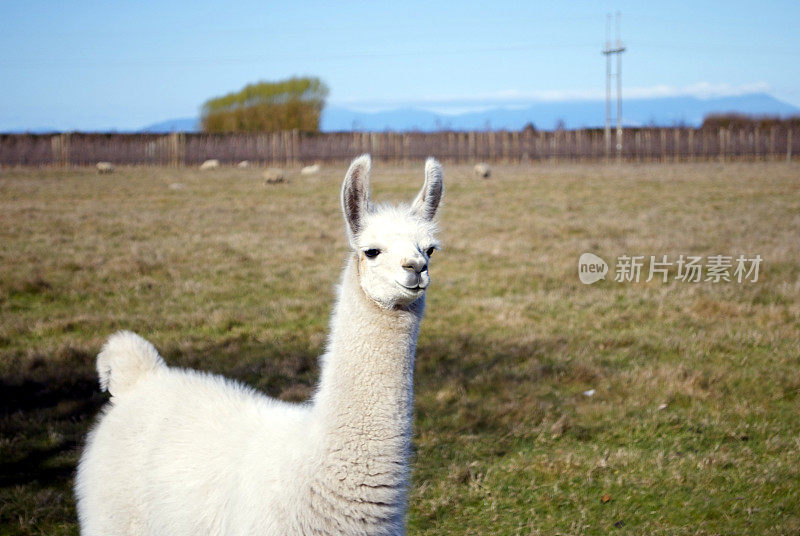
[402,257,427,274]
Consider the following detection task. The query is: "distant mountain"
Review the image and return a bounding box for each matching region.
[132,92,799,134]
[319,93,799,132]
[321,107,444,132]
[139,117,199,133]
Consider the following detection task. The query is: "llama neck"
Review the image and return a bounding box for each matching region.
[314,254,423,447]
[304,255,423,532]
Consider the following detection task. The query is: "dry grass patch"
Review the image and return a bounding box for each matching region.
[1,162,799,535]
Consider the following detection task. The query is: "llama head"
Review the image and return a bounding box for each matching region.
[341,154,443,309]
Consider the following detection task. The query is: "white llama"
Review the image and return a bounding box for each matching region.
[75,154,444,536]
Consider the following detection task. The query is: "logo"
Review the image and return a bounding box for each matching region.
[578,253,762,284]
[578,253,608,284]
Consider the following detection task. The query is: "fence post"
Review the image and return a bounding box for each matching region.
[395,133,403,164]
[701,130,707,160]
[51,133,71,168]
[467,132,475,161]
[567,130,573,162]
[788,129,793,163]
[673,128,680,162]
[728,129,733,162]
[741,130,748,161]
[168,133,175,167]
[178,133,185,167]
[50,135,59,167]
[769,127,776,160]
[543,131,549,162]
[738,129,745,162]
[66,133,72,167]
[719,128,726,163]
[446,132,453,163]
[170,132,178,167]
[292,129,300,165]
[754,129,760,161]
[368,132,376,161]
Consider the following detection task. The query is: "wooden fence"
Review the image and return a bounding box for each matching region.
[0,128,796,167]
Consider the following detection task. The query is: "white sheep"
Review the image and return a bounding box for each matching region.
[75,154,444,536]
[301,164,321,175]
[96,162,114,174]
[199,159,220,170]
[474,162,491,178]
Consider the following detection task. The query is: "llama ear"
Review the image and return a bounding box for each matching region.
[411,157,444,221]
[341,154,372,245]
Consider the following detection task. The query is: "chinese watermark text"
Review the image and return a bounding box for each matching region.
[579,253,762,284]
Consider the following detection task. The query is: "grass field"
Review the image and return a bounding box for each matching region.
[1,161,799,535]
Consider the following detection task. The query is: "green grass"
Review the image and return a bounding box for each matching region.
[1,162,799,535]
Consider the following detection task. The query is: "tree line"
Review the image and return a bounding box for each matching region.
[701,113,800,131]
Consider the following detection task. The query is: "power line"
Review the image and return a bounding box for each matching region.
[633,42,799,56]
[603,12,625,162]
[0,42,601,69]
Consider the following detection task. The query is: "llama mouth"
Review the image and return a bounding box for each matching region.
[398,283,426,292]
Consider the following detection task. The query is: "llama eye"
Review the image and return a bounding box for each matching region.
[426,247,436,257]
[364,248,380,258]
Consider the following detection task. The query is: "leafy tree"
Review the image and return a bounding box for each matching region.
[201,77,329,133]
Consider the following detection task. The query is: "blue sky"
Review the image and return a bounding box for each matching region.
[1,0,798,131]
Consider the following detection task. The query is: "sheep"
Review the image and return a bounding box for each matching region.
[199,159,220,170]
[300,164,321,175]
[75,155,444,535]
[96,162,114,174]
[264,168,286,184]
[474,162,491,178]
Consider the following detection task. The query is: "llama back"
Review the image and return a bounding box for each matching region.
[96,331,166,396]
[78,359,315,535]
